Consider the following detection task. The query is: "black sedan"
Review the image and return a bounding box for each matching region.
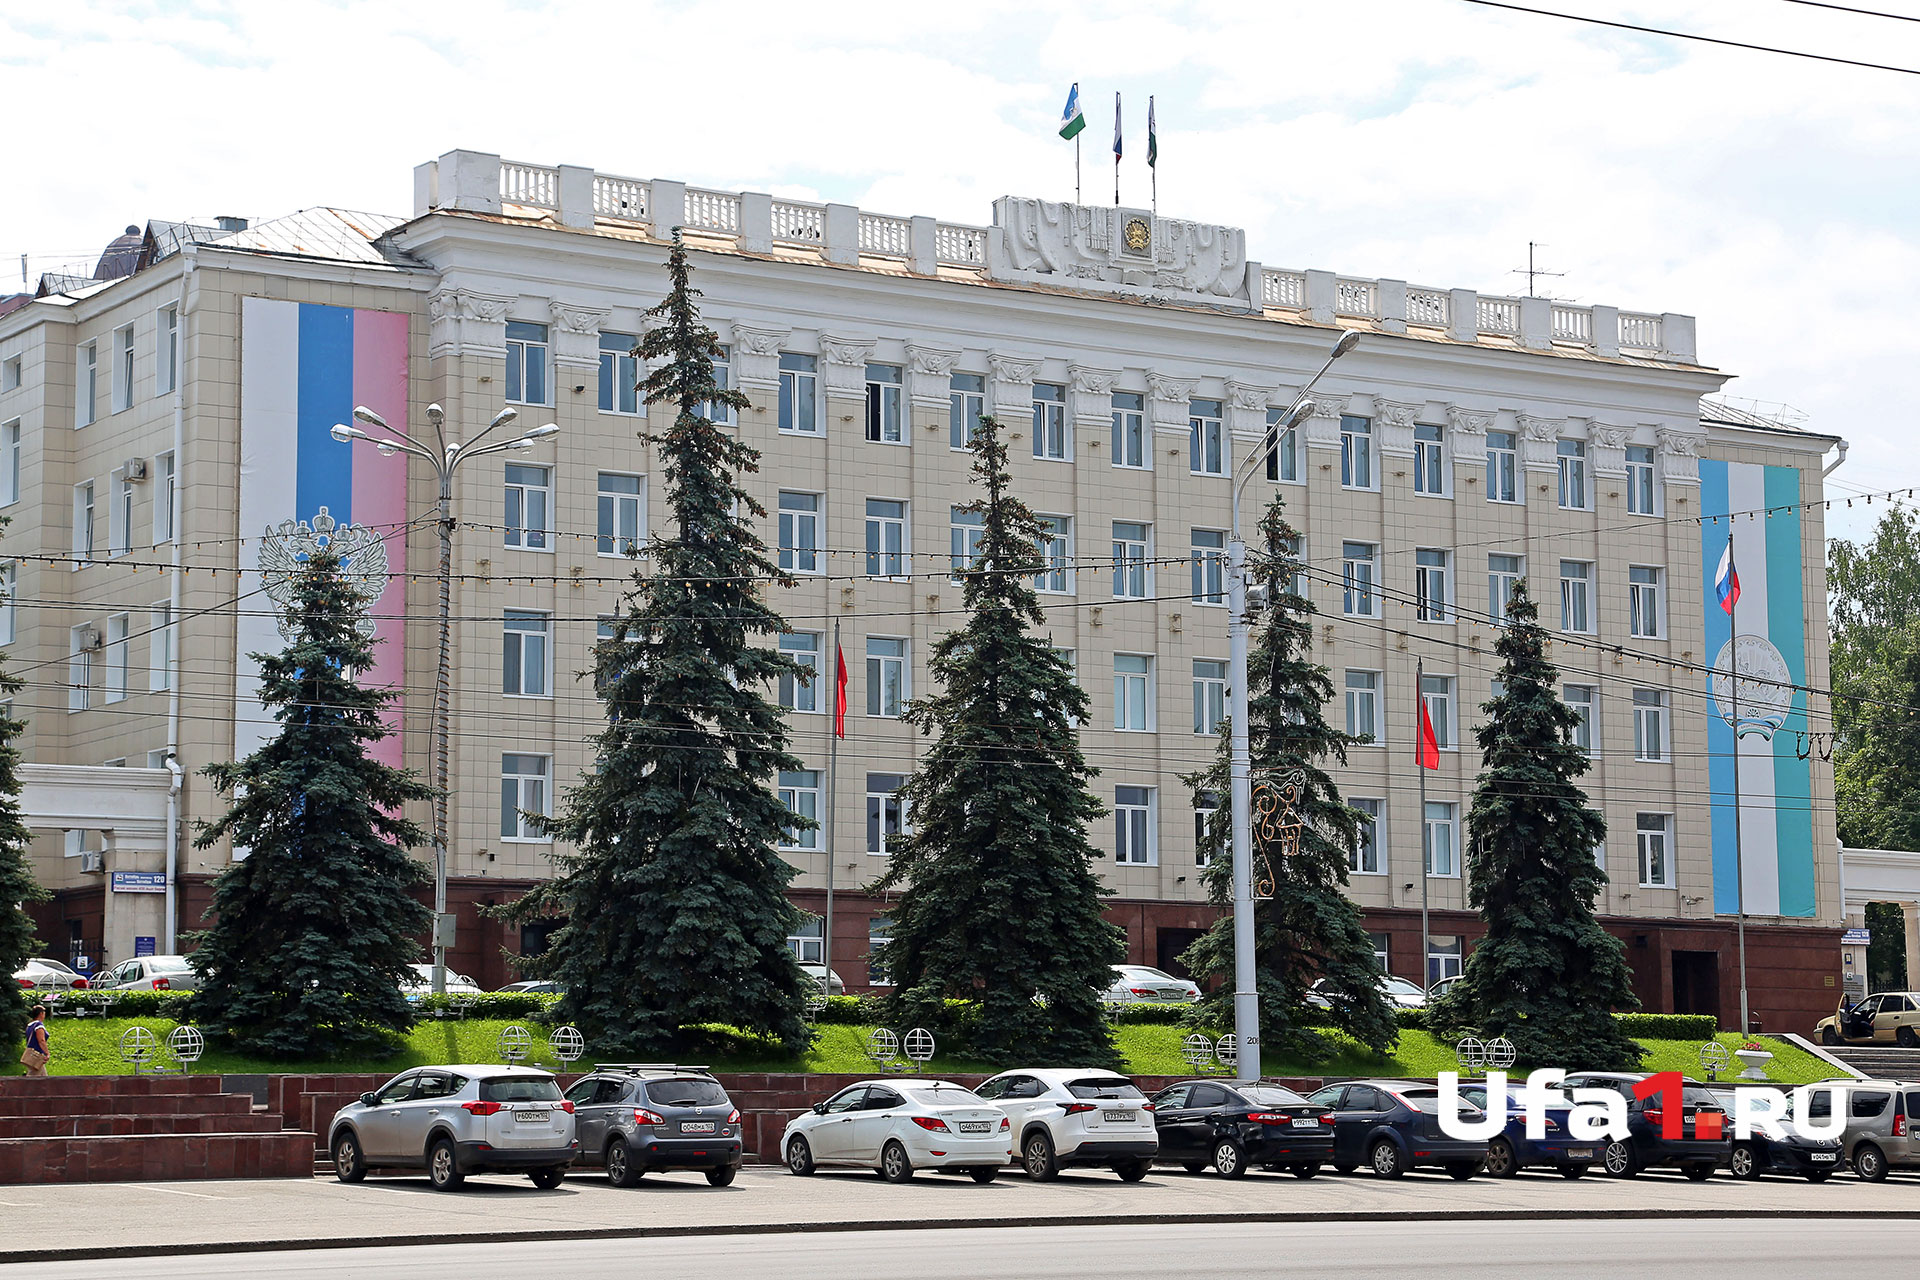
[1706,1086,1845,1183]
[1562,1072,1729,1180]
[1305,1079,1489,1179]
[1148,1080,1335,1178]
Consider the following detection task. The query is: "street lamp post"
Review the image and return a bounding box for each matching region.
[1225,331,1359,1082]
[332,403,559,994]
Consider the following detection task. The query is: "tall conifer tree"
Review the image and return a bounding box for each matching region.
[875,414,1123,1065]
[1437,578,1642,1068]
[508,233,811,1056]
[1180,502,1398,1058]
[190,545,432,1057]
[0,521,47,1054]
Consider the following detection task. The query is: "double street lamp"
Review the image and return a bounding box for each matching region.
[1226,330,1359,1082]
[332,403,559,994]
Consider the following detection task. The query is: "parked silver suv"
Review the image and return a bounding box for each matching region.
[1800,1079,1920,1181]
[328,1064,579,1191]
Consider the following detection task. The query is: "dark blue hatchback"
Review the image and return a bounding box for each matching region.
[1458,1081,1596,1178]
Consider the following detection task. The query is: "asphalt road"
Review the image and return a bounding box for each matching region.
[0,1219,1898,1280]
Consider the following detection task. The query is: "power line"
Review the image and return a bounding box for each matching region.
[1778,0,1920,23]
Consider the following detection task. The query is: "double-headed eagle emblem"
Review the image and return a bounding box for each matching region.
[257,506,391,642]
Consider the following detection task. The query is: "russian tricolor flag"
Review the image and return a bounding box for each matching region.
[1714,540,1741,615]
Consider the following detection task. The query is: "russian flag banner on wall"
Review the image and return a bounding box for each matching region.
[236,298,409,768]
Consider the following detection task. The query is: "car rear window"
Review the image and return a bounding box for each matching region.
[644,1078,728,1108]
[1681,1086,1723,1108]
[909,1085,988,1107]
[1067,1077,1145,1100]
[1397,1089,1480,1116]
[1241,1086,1311,1108]
[481,1076,562,1104]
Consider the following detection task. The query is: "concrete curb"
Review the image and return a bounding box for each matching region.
[9,1205,1920,1265]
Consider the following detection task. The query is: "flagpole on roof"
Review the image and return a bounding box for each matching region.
[1114,91,1122,206]
[1149,95,1158,215]
[1060,83,1087,204]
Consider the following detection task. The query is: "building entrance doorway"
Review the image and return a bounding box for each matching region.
[1672,950,1720,1022]
[1156,928,1205,980]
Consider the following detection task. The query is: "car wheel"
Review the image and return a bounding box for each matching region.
[1806,1170,1833,1184]
[1601,1140,1637,1178]
[1854,1142,1889,1182]
[427,1138,464,1191]
[1559,1164,1588,1180]
[880,1139,914,1184]
[786,1135,815,1177]
[705,1166,736,1187]
[1729,1143,1761,1180]
[1682,1162,1714,1182]
[1445,1162,1479,1181]
[1368,1139,1405,1179]
[1821,1026,1839,1046]
[1292,1164,1320,1180]
[1901,1026,1918,1049]
[1213,1139,1247,1179]
[529,1166,565,1190]
[1486,1137,1518,1179]
[969,1168,997,1184]
[606,1140,644,1188]
[1114,1160,1150,1183]
[331,1132,366,1184]
[1023,1131,1059,1181]
[1182,1161,1209,1175]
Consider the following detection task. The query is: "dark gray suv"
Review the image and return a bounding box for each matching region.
[564,1064,743,1186]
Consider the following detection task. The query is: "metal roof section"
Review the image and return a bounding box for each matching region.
[208,208,422,269]
[1700,398,1817,434]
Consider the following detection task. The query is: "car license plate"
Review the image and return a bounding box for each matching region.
[1812,1151,1838,1162]
[1568,1148,1595,1160]
[513,1111,550,1123]
[1102,1110,1132,1122]
[682,1121,716,1134]
[1290,1117,1318,1128]
[959,1121,991,1134]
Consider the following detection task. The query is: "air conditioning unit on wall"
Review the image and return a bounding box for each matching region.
[79,851,103,873]
[77,627,103,651]
[122,457,148,481]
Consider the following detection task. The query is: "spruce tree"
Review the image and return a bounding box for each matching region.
[0,520,47,1055]
[875,413,1124,1066]
[1180,502,1398,1059]
[1436,577,1643,1068]
[189,545,432,1058]
[507,232,812,1056]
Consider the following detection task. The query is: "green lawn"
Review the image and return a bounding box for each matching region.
[13,1017,1833,1086]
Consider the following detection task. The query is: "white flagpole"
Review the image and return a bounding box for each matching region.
[1076,134,1082,205]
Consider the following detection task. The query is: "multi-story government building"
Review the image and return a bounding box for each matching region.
[0,149,1846,1030]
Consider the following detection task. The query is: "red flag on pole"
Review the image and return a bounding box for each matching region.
[1417,695,1440,770]
[833,642,848,739]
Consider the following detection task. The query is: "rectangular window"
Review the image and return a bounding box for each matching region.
[1340,415,1374,489]
[73,482,95,563]
[949,506,984,579]
[1415,548,1451,622]
[695,343,732,424]
[504,321,549,406]
[1112,391,1147,469]
[1369,931,1391,971]
[867,773,907,855]
[1420,674,1454,751]
[1629,566,1664,639]
[0,420,17,507]
[1626,444,1658,516]
[0,563,13,646]
[598,331,638,415]
[1565,684,1596,754]
[779,632,821,713]
[1557,438,1588,509]
[864,363,904,443]
[1115,785,1156,865]
[868,914,893,985]
[778,352,818,434]
[156,304,178,395]
[596,472,644,557]
[1194,790,1221,867]
[1345,670,1379,742]
[778,770,820,851]
[1189,398,1226,476]
[778,491,820,574]
[1488,553,1523,626]
[1413,423,1445,496]
[1191,529,1226,605]
[1,355,19,392]
[109,469,133,557]
[1351,798,1384,874]
[1486,429,1518,502]
[148,602,173,691]
[950,373,985,449]
[1559,560,1592,633]
[866,499,908,579]
[1342,541,1378,617]
[151,451,175,544]
[1031,382,1067,460]
[1114,654,1153,732]
[500,754,551,840]
[1266,406,1298,482]
[1193,659,1226,735]
[502,611,551,697]
[69,626,93,712]
[104,614,128,704]
[1637,813,1673,887]
[1428,935,1463,986]
[1633,688,1669,762]
[1112,521,1149,599]
[76,341,96,428]
[503,463,551,550]
[1424,802,1458,877]
[788,916,824,964]
[867,637,906,717]
[111,325,134,414]
[1034,515,1071,593]
[1055,646,1080,727]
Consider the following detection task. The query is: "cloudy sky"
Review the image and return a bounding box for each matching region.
[4,0,1913,541]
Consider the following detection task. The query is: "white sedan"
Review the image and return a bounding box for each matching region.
[1305,974,1427,1010]
[1100,965,1200,1005]
[782,1079,1011,1183]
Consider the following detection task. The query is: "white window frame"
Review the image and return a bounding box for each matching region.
[1115,785,1157,865]
[865,363,905,444]
[1351,798,1384,874]
[504,321,550,406]
[1345,669,1379,743]
[151,451,175,544]
[1266,407,1299,483]
[1420,674,1455,751]
[1415,548,1451,623]
[1189,398,1226,476]
[1488,553,1523,626]
[1193,659,1226,735]
[597,472,644,558]
[696,342,732,424]
[111,324,134,414]
[1424,801,1459,878]
[949,506,984,581]
[1633,688,1669,762]
[1557,438,1588,510]
[1032,382,1068,460]
[500,754,551,841]
[1626,445,1659,516]
[1637,812,1674,888]
[1629,565,1665,639]
[75,341,97,428]
[1413,423,1446,496]
[1486,429,1519,503]
[0,419,18,507]
[779,632,822,713]
[502,611,552,698]
[1427,935,1464,986]
[148,601,173,691]
[866,772,908,856]
[867,914,893,985]
[0,354,19,393]
[778,770,821,851]
[866,636,907,718]
[1342,541,1379,617]
[1559,560,1593,634]
[867,499,909,579]
[779,491,821,575]
[1194,790,1221,867]
[72,481,95,565]
[1565,684,1596,754]
[68,625,93,712]
[598,331,639,415]
[0,563,13,646]
[503,463,553,551]
[1112,521,1150,599]
[1112,391,1148,469]
[1340,415,1375,490]
[156,303,179,395]
[1114,654,1154,732]
[1034,515,1071,593]
[787,915,824,961]
[104,614,128,704]
[109,468,133,558]
[779,352,819,435]
[1191,529,1226,605]
[949,372,985,450]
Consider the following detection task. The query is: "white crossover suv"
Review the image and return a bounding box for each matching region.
[976,1068,1159,1181]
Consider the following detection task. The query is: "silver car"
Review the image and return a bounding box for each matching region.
[1799,1079,1920,1181]
[327,1064,579,1191]
[93,955,199,992]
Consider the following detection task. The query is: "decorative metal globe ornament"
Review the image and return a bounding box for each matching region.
[1182,1033,1215,1071]
[1455,1036,1488,1073]
[498,1024,533,1063]
[1699,1041,1732,1081]
[866,1028,900,1069]
[1485,1037,1517,1071]
[903,1028,936,1064]
[118,1025,159,1071]
[166,1024,205,1068]
[1214,1034,1238,1070]
[548,1025,585,1064]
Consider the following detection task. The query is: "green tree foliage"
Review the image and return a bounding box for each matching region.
[507,232,811,1057]
[1831,509,1920,849]
[1179,502,1398,1059]
[874,414,1124,1065]
[1433,579,1643,1068]
[188,546,432,1057]
[0,518,47,1052]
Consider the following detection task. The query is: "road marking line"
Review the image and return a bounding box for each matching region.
[125,1185,225,1199]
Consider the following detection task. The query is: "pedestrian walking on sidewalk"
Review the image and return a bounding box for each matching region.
[20,1005,49,1077]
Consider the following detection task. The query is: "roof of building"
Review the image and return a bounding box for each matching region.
[1700,398,1830,438]
[210,208,421,269]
